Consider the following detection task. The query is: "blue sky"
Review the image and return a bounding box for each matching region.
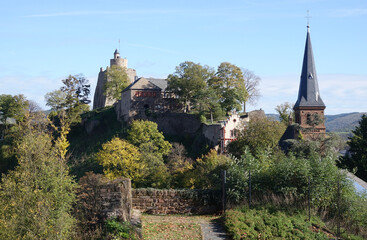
[0,0,366,114]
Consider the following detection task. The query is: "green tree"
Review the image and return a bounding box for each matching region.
[209,62,248,114]
[190,149,231,189]
[340,114,367,181]
[0,94,29,127]
[127,120,172,188]
[0,116,76,240]
[167,61,215,112]
[275,102,294,126]
[96,137,144,184]
[127,120,171,156]
[227,116,286,157]
[196,87,223,123]
[104,65,129,102]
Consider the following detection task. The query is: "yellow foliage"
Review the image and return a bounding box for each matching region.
[96,137,145,184]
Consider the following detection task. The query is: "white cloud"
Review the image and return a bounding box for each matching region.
[21,8,232,18]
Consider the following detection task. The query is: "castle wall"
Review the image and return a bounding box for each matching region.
[93,70,107,109]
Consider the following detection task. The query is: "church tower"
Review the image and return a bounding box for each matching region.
[293,24,326,136]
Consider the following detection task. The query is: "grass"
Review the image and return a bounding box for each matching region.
[142,214,218,240]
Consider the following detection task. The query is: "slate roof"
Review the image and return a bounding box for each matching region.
[146,78,167,90]
[294,26,325,108]
[122,77,168,92]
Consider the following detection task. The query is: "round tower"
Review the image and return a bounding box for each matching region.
[110,49,127,68]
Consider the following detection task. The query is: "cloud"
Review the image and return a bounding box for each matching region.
[329,8,367,17]
[22,8,230,18]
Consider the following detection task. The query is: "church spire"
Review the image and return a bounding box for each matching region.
[294,25,325,108]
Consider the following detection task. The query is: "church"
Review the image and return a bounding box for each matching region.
[293,24,326,137]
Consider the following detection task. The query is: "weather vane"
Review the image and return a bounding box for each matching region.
[306,10,311,27]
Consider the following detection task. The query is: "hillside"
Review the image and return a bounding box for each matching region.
[325,112,366,133]
[266,112,366,133]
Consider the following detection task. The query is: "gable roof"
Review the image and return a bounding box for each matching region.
[122,77,167,92]
[294,26,325,109]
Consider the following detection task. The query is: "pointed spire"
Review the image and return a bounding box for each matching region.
[294,25,325,108]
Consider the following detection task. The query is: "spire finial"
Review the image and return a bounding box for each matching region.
[306,10,311,31]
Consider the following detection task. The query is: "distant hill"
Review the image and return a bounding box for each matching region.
[266,112,366,133]
[325,112,366,133]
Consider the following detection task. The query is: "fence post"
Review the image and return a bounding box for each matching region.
[221,170,226,214]
[308,176,311,221]
[249,169,252,209]
[336,176,340,239]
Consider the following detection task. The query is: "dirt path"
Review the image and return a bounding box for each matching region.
[142,215,229,240]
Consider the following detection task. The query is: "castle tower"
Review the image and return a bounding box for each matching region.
[93,50,137,109]
[110,49,128,68]
[293,25,326,136]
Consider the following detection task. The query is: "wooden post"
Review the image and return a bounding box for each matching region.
[221,170,227,214]
[249,169,252,209]
[308,176,311,221]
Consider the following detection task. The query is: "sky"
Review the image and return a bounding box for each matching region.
[0,0,366,115]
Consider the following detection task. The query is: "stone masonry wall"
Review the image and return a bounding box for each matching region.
[132,188,220,215]
[100,178,132,222]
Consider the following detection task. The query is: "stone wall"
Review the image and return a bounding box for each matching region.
[148,112,202,136]
[132,188,220,215]
[78,173,132,222]
[100,179,132,222]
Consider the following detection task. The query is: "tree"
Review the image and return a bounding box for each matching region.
[167,61,215,112]
[340,115,367,181]
[196,87,223,123]
[275,102,294,126]
[209,62,248,114]
[96,137,144,184]
[0,94,29,126]
[190,149,231,189]
[0,115,76,240]
[104,65,129,102]
[227,116,286,157]
[45,74,91,159]
[127,120,172,188]
[127,120,172,156]
[242,68,261,111]
[166,143,193,188]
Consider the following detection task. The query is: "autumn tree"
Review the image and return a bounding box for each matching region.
[104,65,129,102]
[209,62,248,114]
[45,74,91,159]
[166,143,193,187]
[0,114,76,240]
[167,61,215,112]
[95,137,144,185]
